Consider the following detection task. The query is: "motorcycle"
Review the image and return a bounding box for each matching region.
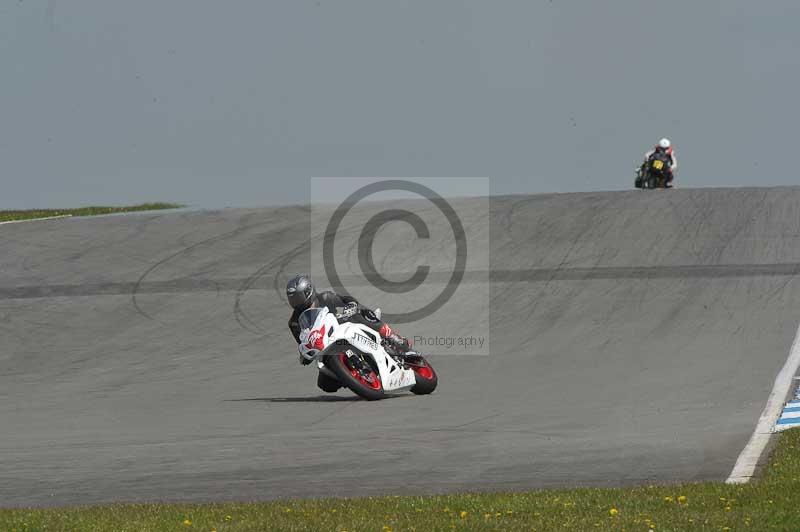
[635,155,672,189]
[297,305,438,400]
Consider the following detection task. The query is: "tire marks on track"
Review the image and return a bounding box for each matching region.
[5,262,800,302]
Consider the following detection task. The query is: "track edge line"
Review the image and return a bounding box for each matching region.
[726,321,800,484]
[0,214,73,225]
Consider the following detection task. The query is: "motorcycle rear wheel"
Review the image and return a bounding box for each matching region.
[407,355,438,395]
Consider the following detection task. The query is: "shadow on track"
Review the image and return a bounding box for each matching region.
[226,396,358,403]
[226,395,412,403]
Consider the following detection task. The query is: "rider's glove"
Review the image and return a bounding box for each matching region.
[361,307,380,323]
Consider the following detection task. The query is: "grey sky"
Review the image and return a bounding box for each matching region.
[2,1,799,209]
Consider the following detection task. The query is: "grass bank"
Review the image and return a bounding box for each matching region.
[0,203,184,223]
[1,429,799,531]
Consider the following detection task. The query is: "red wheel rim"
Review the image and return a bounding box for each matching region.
[413,365,434,380]
[339,353,382,390]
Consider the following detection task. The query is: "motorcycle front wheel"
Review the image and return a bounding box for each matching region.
[326,352,385,401]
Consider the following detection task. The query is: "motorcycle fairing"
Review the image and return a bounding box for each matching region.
[298,306,417,392]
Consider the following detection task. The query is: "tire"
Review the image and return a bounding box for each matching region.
[407,355,438,395]
[326,352,385,401]
[317,371,341,393]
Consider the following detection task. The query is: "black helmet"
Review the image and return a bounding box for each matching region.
[286,274,316,311]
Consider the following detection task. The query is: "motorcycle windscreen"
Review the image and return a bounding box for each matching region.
[298,307,324,331]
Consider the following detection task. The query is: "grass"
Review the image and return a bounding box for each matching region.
[0,203,184,223]
[1,430,799,532]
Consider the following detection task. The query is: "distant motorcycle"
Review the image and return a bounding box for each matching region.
[297,306,438,400]
[635,152,673,189]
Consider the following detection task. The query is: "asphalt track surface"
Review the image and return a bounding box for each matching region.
[3,187,800,507]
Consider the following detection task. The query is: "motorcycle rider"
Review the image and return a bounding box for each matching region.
[642,138,677,188]
[286,274,412,366]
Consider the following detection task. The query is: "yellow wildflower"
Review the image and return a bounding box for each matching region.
[609,507,619,516]
[182,519,192,526]
[460,510,468,519]
[678,495,687,504]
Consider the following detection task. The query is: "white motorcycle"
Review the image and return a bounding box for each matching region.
[297,306,438,400]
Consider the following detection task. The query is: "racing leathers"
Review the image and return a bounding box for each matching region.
[288,291,411,365]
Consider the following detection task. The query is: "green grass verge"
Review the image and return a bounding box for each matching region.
[2,429,799,531]
[0,203,184,223]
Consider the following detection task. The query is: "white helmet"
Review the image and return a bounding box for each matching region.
[658,138,671,149]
